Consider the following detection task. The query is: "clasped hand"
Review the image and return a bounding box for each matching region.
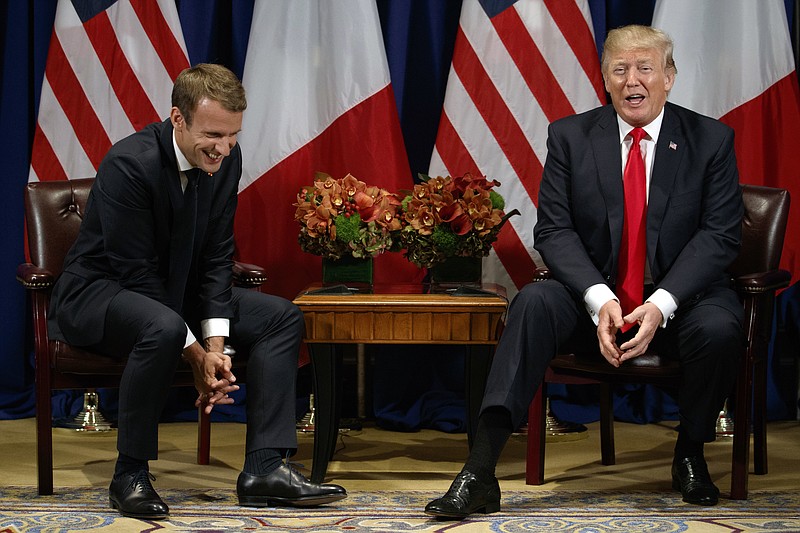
[183,340,239,414]
[597,300,662,367]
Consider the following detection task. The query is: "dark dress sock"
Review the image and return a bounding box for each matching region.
[114,453,148,479]
[674,427,705,460]
[243,448,283,476]
[464,406,514,479]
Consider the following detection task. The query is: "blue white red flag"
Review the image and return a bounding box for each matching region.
[236,0,420,300]
[653,0,800,279]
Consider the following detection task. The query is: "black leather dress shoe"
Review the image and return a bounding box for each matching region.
[424,469,501,519]
[237,463,347,507]
[672,456,720,506]
[109,470,169,519]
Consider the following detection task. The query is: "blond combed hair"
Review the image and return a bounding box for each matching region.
[601,25,677,77]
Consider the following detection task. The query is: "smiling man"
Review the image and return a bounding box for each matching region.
[424,25,744,519]
[48,64,346,520]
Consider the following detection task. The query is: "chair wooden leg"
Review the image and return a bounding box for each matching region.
[752,352,768,475]
[36,390,54,495]
[526,383,547,485]
[197,408,211,465]
[599,383,615,466]
[731,336,754,499]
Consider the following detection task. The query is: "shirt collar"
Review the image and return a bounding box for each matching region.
[172,129,193,173]
[616,107,665,145]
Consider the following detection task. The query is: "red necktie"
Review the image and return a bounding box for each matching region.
[618,127,647,332]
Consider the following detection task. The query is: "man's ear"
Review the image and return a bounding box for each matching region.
[170,107,183,129]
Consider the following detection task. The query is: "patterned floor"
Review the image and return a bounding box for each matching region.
[2,487,799,533]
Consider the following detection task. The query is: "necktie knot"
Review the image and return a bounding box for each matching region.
[629,127,646,146]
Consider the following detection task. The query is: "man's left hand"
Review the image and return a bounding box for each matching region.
[183,340,239,414]
[617,302,662,362]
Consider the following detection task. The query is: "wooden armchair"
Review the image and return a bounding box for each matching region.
[17,177,267,495]
[526,184,791,500]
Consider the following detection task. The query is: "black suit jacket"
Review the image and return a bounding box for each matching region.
[49,119,241,346]
[534,102,743,311]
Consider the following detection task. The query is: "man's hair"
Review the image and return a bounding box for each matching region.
[601,25,677,77]
[172,63,247,126]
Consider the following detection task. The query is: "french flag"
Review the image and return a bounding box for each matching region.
[235,0,422,301]
[653,0,800,280]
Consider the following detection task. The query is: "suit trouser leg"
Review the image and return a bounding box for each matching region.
[92,290,186,460]
[480,280,590,428]
[654,286,744,443]
[229,288,304,454]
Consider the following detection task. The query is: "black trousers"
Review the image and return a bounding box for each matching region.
[91,287,303,460]
[481,279,744,443]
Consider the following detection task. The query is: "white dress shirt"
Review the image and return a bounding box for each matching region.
[172,132,230,348]
[582,109,678,328]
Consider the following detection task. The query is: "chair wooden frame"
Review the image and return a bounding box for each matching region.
[17,178,267,495]
[525,184,791,500]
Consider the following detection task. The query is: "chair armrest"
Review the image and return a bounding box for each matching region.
[16,263,54,290]
[233,261,268,288]
[733,269,791,295]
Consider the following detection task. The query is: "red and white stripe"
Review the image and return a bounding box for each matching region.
[29,0,189,183]
[653,0,800,279]
[235,0,421,301]
[429,0,604,297]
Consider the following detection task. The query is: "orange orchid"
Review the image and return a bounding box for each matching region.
[295,172,403,260]
[398,173,517,269]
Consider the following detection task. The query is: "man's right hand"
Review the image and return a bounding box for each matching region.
[182,341,239,414]
[597,299,625,367]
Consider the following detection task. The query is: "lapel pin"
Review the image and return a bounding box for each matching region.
[669,141,677,150]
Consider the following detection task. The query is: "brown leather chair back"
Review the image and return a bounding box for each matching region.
[25,178,94,277]
[729,184,791,276]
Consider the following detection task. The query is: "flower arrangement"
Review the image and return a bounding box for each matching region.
[398,173,516,269]
[294,172,402,260]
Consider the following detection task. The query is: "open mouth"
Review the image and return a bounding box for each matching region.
[626,95,645,105]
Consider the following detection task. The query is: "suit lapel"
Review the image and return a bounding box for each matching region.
[591,107,625,268]
[194,170,213,261]
[158,119,187,214]
[647,104,685,265]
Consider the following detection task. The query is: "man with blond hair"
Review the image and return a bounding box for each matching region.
[425,25,743,518]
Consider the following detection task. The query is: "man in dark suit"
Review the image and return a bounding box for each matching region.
[48,64,346,520]
[425,25,744,518]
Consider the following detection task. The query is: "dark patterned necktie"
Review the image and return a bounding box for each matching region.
[167,168,199,312]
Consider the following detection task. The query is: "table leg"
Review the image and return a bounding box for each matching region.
[465,345,493,449]
[309,343,342,483]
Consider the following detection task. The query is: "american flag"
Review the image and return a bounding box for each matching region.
[428,0,605,297]
[29,0,189,183]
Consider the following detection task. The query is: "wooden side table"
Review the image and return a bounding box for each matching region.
[293,283,508,482]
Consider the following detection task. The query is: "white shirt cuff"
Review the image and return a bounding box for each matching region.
[584,283,617,326]
[183,319,230,349]
[201,318,230,341]
[184,324,196,349]
[646,288,678,328]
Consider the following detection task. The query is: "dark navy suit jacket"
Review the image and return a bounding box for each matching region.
[49,119,241,346]
[534,102,743,313]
